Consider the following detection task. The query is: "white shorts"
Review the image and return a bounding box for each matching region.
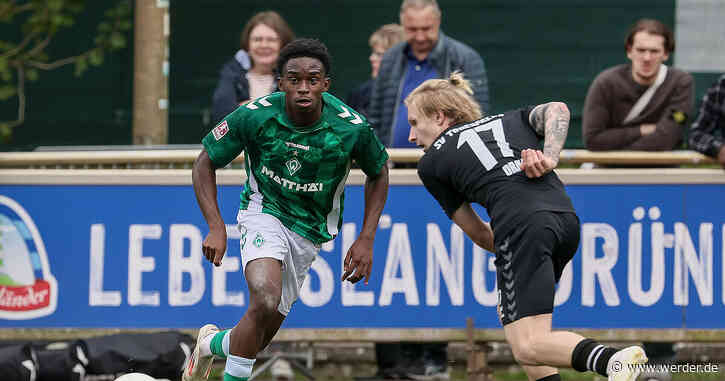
[236,210,320,316]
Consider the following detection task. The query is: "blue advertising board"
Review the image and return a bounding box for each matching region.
[0,182,723,329]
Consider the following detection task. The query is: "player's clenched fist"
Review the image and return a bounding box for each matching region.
[202,228,227,267]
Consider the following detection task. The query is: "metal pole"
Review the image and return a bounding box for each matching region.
[132,0,169,145]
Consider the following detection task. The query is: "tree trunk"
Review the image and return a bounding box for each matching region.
[132,0,168,145]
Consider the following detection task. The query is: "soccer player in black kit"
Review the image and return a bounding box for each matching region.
[405,72,648,381]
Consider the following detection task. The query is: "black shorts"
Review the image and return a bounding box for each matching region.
[495,211,580,325]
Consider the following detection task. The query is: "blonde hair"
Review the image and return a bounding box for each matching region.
[405,71,482,126]
[369,24,405,51]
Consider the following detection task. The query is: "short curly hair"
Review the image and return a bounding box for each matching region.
[276,38,332,77]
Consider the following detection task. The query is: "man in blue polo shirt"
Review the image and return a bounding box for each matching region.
[364,1,490,380]
[392,47,440,147]
[369,0,490,149]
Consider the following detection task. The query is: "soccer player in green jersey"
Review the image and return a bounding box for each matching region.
[184,38,390,381]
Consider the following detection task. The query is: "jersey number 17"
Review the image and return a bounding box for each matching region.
[457,119,514,170]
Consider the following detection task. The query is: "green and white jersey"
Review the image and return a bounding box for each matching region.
[202,92,389,244]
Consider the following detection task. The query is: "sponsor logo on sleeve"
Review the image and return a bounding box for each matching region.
[212,120,229,141]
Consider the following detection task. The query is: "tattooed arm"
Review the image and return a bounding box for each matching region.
[521,102,570,177]
[528,102,571,165]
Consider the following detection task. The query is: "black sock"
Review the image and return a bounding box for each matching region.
[537,374,561,381]
[571,338,617,377]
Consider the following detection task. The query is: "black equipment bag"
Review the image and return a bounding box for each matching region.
[80,331,194,379]
[36,340,88,381]
[0,343,38,381]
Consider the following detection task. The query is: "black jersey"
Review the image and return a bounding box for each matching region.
[417,107,575,241]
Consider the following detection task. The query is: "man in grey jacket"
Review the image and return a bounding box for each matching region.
[368,0,490,148]
[364,2,489,380]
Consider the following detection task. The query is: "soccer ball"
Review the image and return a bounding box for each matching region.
[113,373,156,381]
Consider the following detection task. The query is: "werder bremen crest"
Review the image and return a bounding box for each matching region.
[253,232,265,248]
[285,157,301,175]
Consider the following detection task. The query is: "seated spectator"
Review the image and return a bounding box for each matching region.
[211,11,294,124]
[584,18,690,371]
[346,23,405,117]
[583,18,693,151]
[689,74,725,168]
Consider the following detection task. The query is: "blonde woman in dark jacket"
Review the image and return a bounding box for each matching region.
[211,11,294,125]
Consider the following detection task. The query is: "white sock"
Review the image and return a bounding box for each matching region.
[225,354,255,379]
[223,330,230,356]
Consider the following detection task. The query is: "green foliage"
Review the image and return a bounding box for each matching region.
[25,67,38,81]
[0,123,11,141]
[109,31,125,49]
[0,0,132,139]
[0,85,16,100]
[88,48,103,66]
[74,55,87,76]
[0,57,10,81]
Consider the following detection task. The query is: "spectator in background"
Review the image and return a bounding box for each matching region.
[346,24,405,117]
[365,1,489,379]
[211,11,294,124]
[582,18,693,151]
[584,19,687,379]
[689,74,725,168]
[368,0,490,149]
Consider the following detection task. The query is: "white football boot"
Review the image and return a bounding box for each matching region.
[607,345,648,381]
[182,324,220,381]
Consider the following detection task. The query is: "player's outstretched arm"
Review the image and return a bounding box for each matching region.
[451,203,494,252]
[342,165,389,285]
[192,149,227,267]
[521,102,571,177]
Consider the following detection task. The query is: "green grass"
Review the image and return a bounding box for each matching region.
[488,367,725,381]
[672,372,723,380]
[207,362,725,381]
[487,367,600,381]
